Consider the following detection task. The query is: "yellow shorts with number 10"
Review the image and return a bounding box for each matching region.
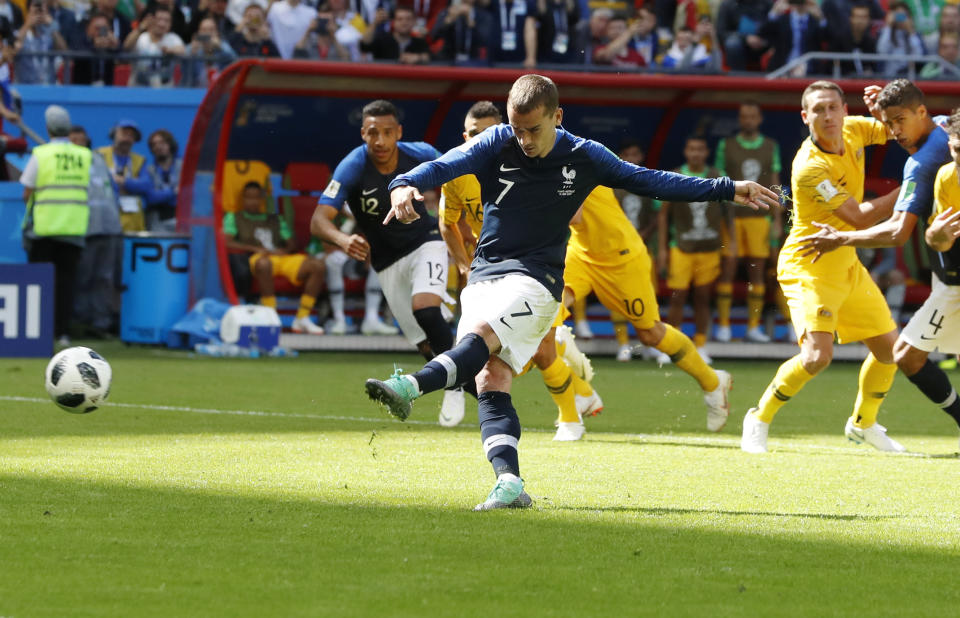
[564,249,661,330]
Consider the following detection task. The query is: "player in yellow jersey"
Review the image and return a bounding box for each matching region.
[565,184,733,432]
[741,81,904,454]
[438,100,603,440]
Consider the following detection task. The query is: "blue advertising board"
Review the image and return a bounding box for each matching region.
[0,263,53,357]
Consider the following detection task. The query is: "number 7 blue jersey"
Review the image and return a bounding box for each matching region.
[389,124,736,299]
[319,141,442,271]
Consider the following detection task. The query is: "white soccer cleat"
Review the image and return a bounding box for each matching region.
[741,408,769,453]
[715,325,732,342]
[438,388,466,427]
[328,319,349,335]
[553,421,586,441]
[745,327,771,343]
[361,318,399,336]
[575,389,604,417]
[574,319,594,339]
[844,418,905,453]
[703,369,732,432]
[291,316,325,334]
[655,350,672,366]
[697,346,713,365]
[556,324,594,382]
[616,344,633,362]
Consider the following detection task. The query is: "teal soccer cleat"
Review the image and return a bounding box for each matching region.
[365,367,420,421]
[473,474,532,511]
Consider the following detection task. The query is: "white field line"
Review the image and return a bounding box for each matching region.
[0,395,938,457]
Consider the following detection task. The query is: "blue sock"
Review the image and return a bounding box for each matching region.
[907,359,960,428]
[478,391,521,477]
[410,333,489,395]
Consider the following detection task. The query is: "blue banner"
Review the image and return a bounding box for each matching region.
[0,262,54,358]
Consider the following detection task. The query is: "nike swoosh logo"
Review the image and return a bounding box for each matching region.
[920,334,936,340]
[499,165,520,172]
[499,316,513,330]
[362,188,377,195]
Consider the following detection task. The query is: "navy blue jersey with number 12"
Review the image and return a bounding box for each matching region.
[389,124,736,300]
[319,141,442,271]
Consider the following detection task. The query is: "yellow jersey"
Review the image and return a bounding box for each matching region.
[780,115,888,277]
[568,185,647,266]
[440,174,484,237]
[932,161,960,221]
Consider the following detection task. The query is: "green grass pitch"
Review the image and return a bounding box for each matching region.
[2,342,960,617]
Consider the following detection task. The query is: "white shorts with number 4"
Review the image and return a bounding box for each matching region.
[457,274,559,374]
[901,274,960,353]
[377,240,450,346]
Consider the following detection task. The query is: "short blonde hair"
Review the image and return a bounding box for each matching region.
[801,81,844,110]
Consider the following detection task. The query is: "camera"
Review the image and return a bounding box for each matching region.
[894,11,907,23]
[97,25,108,36]
[197,33,211,43]
[314,17,329,33]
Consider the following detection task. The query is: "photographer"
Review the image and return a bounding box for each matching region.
[359,5,429,63]
[878,1,925,76]
[294,0,363,61]
[265,0,314,59]
[15,0,67,84]
[227,3,278,57]
[183,15,235,86]
[122,6,185,87]
[762,0,825,75]
[73,11,119,85]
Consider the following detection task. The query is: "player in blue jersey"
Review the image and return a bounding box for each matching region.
[311,100,473,422]
[798,79,960,449]
[365,75,778,510]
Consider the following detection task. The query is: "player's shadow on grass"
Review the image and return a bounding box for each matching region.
[551,504,899,521]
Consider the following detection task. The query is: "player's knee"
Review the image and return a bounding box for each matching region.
[253,257,272,276]
[530,335,556,368]
[636,324,662,347]
[893,340,924,375]
[801,348,831,374]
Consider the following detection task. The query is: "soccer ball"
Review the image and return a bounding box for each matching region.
[44,346,112,413]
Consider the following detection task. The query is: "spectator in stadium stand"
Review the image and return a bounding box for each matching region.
[138,0,189,41]
[762,0,826,75]
[826,2,877,77]
[97,119,149,231]
[123,6,185,86]
[715,0,771,71]
[15,0,68,85]
[431,0,493,65]
[226,0,267,32]
[122,128,181,232]
[0,31,27,180]
[83,0,132,49]
[657,135,726,365]
[227,3,279,57]
[359,5,430,62]
[294,0,364,61]
[68,125,123,339]
[878,2,925,76]
[659,21,721,70]
[182,15,235,86]
[349,0,395,34]
[522,0,579,68]
[925,3,960,55]
[72,11,119,85]
[186,0,234,41]
[0,0,24,31]
[591,14,649,68]
[593,5,657,67]
[488,0,532,64]
[402,0,445,38]
[266,0,316,58]
[569,7,610,64]
[20,106,90,346]
[920,30,960,77]
[44,0,81,48]
[902,0,942,46]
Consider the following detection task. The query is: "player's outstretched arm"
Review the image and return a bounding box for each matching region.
[732,181,780,211]
[927,207,960,252]
[385,185,425,224]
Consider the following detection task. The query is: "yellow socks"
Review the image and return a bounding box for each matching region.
[716,282,733,328]
[261,295,277,309]
[852,353,898,428]
[657,323,718,392]
[755,355,815,423]
[541,357,579,423]
[693,333,707,349]
[613,318,629,347]
[295,294,316,320]
[747,283,765,330]
[570,370,593,397]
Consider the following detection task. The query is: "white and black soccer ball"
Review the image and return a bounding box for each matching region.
[44,347,112,414]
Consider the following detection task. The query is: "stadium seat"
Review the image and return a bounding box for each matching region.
[113,63,131,86]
